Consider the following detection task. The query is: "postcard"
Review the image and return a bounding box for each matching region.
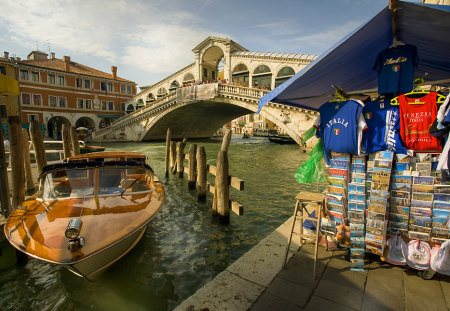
[409,215,432,228]
[396,154,411,163]
[433,184,450,194]
[331,152,350,160]
[375,159,392,169]
[331,159,349,169]
[350,248,365,258]
[393,174,412,184]
[416,162,432,175]
[389,221,408,230]
[391,190,411,199]
[408,231,430,241]
[320,218,337,234]
[371,181,389,192]
[352,155,366,164]
[391,182,411,191]
[410,207,432,217]
[411,199,433,208]
[327,177,346,187]
[349,192,365,202]
[433,193,450,202]
[368,203,387,214]
[352,163,366,173]
[390,205,409,216]
[327,185,346,195]
[366,226,385,237]
[375,151,394,162]
[389,227,408,237]
[367,160,375,172]
[389,213,409,223]
[412,184,434,193]
[371,174,391,184]
[329,168,348,179]
[373,166,392,176]
[370,197,388,206]
[351,172,366,184]
[411,192,434,202]
[413,176,434,186]
[390,197,408,206]
[432,209,450,219]
[394,162,411,172]
[433,201,450,210]
[416,153,432,163]
[371,189,389,199]
[431,236,450,243]
[348,210,365,223]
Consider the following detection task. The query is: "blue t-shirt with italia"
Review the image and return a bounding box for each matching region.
[373,44,418,95]
[314,99,367,165]
[362,99,407,154]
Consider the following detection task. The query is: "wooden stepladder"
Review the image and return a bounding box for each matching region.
[283,191,326,280]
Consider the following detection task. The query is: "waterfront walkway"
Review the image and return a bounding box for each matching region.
[175,216,450,311]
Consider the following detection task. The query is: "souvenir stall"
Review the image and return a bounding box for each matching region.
[258,1,450,277]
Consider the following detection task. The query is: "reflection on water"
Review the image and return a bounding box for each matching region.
[0,135,326,310]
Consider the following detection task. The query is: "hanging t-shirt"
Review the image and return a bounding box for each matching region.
[362,98,407,154]
[314,99,367,165]
[373,44,418,95]
[398,92,441,151]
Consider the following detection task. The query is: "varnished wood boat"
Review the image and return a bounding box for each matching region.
[4,151,164,281]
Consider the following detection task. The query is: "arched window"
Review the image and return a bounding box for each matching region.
[232,64,249,87]
[157,88,167,98]
[252,65,272,89]
[169,81,180,93]
[126,104,134,114]
[146,93,155,102]
[275,66,295,87]
[183,73,195,83]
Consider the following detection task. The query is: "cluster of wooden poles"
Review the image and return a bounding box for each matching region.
[0,118,80,218]
[164,128,244,221]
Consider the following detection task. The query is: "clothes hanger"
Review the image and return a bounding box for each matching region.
[329,85,349,102]
[391,78,429,105]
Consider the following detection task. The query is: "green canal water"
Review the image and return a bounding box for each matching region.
[0,135,326,311]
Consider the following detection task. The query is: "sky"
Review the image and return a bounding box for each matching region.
[1,0,422,90]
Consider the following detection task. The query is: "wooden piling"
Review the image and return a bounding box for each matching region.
[196,146,207,201]
[9,116,25,210]
[62,124,72,159]
[0,130,11,217]
[22,128,34,193]
[170,141,177,174]
[176,141,187,178]
[165,128,172,177]
[215,150,230,220]
[221,129,232,152]
[29,120,46,174]
[70,126,81,155]
[187,144,197,188]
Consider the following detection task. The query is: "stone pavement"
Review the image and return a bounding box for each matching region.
[175,216,450,311]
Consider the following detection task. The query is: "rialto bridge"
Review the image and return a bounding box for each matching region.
[93,36,320,143]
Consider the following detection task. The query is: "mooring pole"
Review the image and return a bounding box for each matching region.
[9,116,25,209]
[22,128,34,193]
[0,130,11,217]
[216,150,230,221]
[29,120,47,174]
[188,144,197,188]
[197,146,207,201]
[70,126,81,155]
[170,141,177,174]
[165,128,172,177]
[62,124,72,159]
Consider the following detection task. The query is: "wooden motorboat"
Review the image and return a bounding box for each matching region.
[4,151,164,281]
[268,133,296,145]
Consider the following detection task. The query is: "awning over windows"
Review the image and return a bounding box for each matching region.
[0,73,19,96]
[97,115,121,119]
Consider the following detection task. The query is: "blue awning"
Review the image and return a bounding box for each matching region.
[258,1,450,112]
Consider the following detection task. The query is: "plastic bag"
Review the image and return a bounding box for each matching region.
[294,139,325,184]
[301,127,316,145]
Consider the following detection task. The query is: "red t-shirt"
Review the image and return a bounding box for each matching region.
[399,92,441,151]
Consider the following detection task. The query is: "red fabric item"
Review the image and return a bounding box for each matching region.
[399,92,441,151]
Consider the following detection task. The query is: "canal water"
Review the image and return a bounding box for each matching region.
[0,135,326,311]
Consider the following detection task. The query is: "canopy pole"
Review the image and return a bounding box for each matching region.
[389,0,399,45]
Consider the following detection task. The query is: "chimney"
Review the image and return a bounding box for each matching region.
[3,51,9,59]
[63,56,71,72]
[51,52,55,59]
[17,57,21,62]
[111,66,117,80]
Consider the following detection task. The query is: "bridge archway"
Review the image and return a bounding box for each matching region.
[275,66,295,87]
[47,116,70,140]
[232,63,249,87]
[183,73,195,84]
[169,81,180,93]
[75,117,95,130]
[201,46,224,82]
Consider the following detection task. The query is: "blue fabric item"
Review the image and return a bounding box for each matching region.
[316,100,364,165]
[373,44,418,95]
[362,99,407,154]
[257,1,450,113]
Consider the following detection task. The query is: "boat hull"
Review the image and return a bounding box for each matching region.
[68,224,147,281]
[268,134,296,144]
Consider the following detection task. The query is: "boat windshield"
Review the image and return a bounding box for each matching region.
[39,166,153,199]
[39,168,95,199]
[98,166,153,195]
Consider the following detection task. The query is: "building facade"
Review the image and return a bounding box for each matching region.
[0,51,136,139]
